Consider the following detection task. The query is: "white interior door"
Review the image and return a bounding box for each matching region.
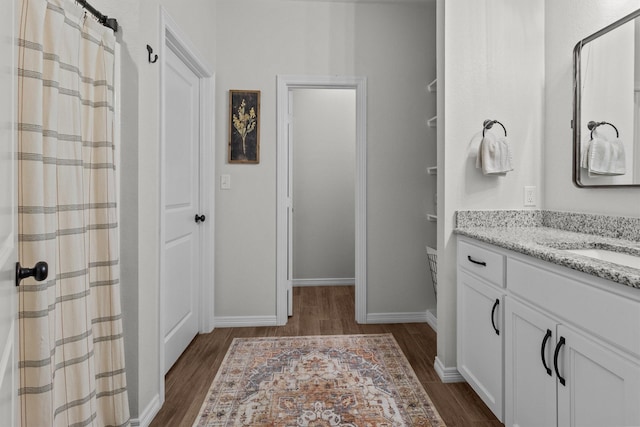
[162,45,201,374]
[0,0,17,422]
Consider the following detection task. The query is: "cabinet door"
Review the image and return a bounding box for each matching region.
[504,298,557,427]
[556,325,640,427]
[457,271,504,421]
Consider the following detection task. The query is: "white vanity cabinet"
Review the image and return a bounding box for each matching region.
[556,325,640,427]
[457,236,640,427]
[506,255,640,427]
[504,297,557,426]
[457,240,505,421]
[505,297,640,427]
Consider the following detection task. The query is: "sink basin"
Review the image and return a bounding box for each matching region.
[564,248,640,270]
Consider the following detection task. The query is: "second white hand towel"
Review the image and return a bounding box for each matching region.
[581,137,593,170]
[588,137,626,176]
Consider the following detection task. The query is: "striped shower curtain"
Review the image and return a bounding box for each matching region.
[17,0,130,425]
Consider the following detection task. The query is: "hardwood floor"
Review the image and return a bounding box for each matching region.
[150,286,503,426]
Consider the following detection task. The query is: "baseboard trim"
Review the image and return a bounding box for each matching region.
[214,315,278,328]
[434,356,465,383]
[366,311,428,324]
[292,278,355,287]
[426,308,437,332]
[131,394,161,427]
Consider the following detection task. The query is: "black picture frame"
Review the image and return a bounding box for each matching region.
[229,90,260,164]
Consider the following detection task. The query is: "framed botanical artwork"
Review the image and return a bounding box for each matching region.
[228,90,260,163]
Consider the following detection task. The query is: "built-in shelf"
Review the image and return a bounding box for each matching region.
[426,214,438,222]
[427,78,437,93]
[427,116,437,128]
[426,166,437,175]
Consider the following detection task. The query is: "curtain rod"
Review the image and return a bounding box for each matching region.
[76,0,118,33]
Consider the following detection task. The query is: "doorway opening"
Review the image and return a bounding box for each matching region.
[276,75,367,325]
[290,88,356,298]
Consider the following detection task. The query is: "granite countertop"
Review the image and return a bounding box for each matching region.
[454,226,640,289]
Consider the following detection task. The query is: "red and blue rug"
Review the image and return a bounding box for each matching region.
[194,334,445,426]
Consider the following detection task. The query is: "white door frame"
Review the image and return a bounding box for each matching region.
[276,75,367,325]
[158,6,215,402]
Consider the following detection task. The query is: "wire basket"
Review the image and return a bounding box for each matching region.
[426,246,437,297]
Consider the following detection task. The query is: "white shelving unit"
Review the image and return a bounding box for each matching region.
[426,78,438,224]
[427,78,437,93]
[426,77,438,321]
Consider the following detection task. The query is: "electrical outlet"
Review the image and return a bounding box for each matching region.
[524,186,536,207]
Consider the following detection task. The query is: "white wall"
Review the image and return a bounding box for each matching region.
[636,20,640,181]
[215,0,437,318]
[544,0,640,214]
[436,0,640,376]
[90,0,216,421]
[292,89,356,281]
[437,0,545,369]
[637,20,640,90]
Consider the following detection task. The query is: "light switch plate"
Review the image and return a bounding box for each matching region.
[220,174,231,190]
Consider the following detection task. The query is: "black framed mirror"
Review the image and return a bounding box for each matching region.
[573,7,640,187]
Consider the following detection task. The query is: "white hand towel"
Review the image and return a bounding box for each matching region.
[580,137,593,170]
[475,132,513,175]
[588,137,626,176]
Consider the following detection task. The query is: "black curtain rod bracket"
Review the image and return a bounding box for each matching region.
[76,0,118,32]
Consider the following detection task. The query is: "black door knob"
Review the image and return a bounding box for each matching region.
[195,214,206,223]
[16,261,48,287]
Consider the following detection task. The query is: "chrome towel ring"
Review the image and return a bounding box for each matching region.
[587,120,619,139]
[482,119,507,137]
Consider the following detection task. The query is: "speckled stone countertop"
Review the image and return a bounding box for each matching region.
[454,211,640,289]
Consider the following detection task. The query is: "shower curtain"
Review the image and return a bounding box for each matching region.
[17,0,130,425]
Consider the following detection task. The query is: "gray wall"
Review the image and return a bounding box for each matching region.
[292,89,356,281]
[215,0,438,318]
[90,0,438,419]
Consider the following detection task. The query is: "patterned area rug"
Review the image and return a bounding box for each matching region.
[194,334,445,426]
